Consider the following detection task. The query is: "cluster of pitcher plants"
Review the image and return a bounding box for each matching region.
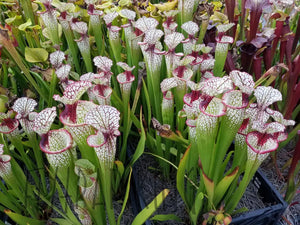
[0,0,299,224]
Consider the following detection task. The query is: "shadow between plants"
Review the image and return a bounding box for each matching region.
[134,150,289,225]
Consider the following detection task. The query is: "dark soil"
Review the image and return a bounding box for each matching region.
[47,190,134,225]
[134,153,188,225]
[261,142,300,225]
[133,146,300,225]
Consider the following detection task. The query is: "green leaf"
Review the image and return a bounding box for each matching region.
[117,167,132,225]
[33,187,79,225]
[51,0,75,11]
[55,181,81,225]
[177,145,191,206]
[50,218,74,225]
[214,167,239,206]
[48,69,57,107]
[131,189,170,225]
[0,191,22,213]
[5,210,46,225]
[218,150,234,181]
[113,160,124,192]
[115,160,124,176]
[111,90,123,111]
[130,110,141,130]
[150,214,182,222]
[69,71,80,81]
[30,71,50,100]
[0,95,9,112]
[201,170,214,204]
[42,24,62,43]
[25,47,48,63]
[0,218,5,225]
[75,159,96,175]
[75,159,97,187]
[189,191,204,224]
[118,0,132,7]
[5,15,22,25]
[142,79,151,127]
[18,18,32,31]
[129,111,145,166]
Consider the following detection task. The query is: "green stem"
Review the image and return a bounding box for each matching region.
[109,38,122,73]
[48,70,57,107]
[87,202,106,225]
[19,0,36,25]
[226,159,258,213]
[77,142,100,169]
[0,38,48,102]
[9,136,41,188]
[197,16,209,44]
[28,133,47,195]
[25,32,36,48]
[61,26,81,74]
[90,17,104,55]
[208,143,217,179]
[186,141,200,209]
[174,87,186,129]
[81,49,93,73]
[213,43,229,77]
[120,93,131,162]
[1,62,8,88]
[129,46,141,92]
[56,163,79,203]
[7,160,40,218]
[145,64,162,122]
[11,27,26,53]
[100,166,116,225]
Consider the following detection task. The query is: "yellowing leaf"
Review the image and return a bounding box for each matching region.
[210,11,228,24]
[32,2,39,12]
[146,3,156,12]
[153,0,178,11]
[5,15,22,25]
[114,160,124,176]
[0,95,8,112]
[202,171,215,203]
[212,1,223,11]
[118,0,131,7]
[18,19,32,31]
[177,145,191,206]
[5,210,46,225]
[74,0,85,6]
[25,47,49,63]
[131,189,170,225]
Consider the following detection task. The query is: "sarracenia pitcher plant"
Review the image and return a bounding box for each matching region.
[0,43,169,223]
[156,69,295,224]
[0,0,299,224]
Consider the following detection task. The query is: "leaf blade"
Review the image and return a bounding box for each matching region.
[131,189,170,225]
[25,47,48,63]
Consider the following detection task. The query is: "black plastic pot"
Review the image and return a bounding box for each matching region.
[231,169,288,225]
[127,143,152,225]
[0,211,7,221]
[129,148,288,225]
